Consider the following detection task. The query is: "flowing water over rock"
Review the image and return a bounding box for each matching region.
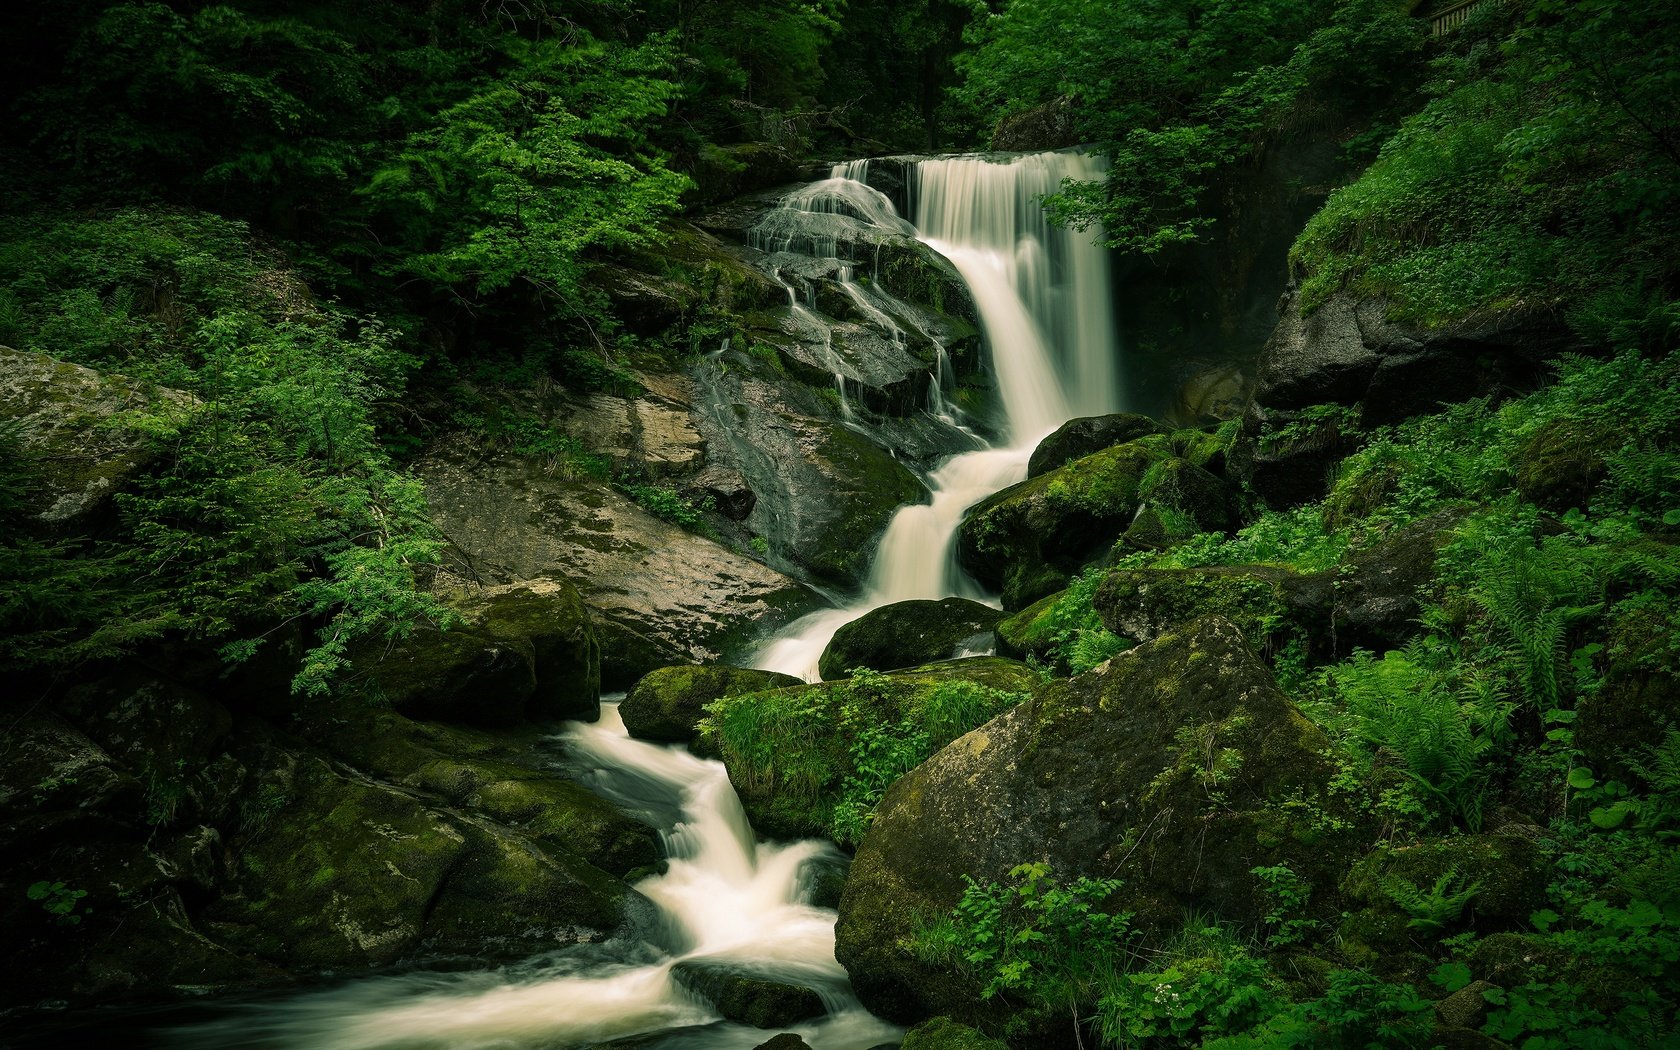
[756,151,1123,681]
[163,705,898,1050]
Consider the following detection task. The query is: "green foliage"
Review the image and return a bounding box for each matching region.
[702,670,1025,844]
[27,881,89,926]
[957,0,1422,252]
[1382,868,1481,933]
[918,862,1132,1007]
[0,209,451,690]
[1094,924,1280,1049]
[1251,863,1319,948]
[618,481,713,532]
[1292,0,1680,344]
[1201,969,1434,1049]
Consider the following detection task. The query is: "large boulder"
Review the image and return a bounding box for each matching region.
[352,580,600,726]
[1027,414,1164,478]
[0,346,199,534]
[819,598,1002,680]
[205,750,629,972]
[959,443,1162,610]
[620,665,803,744]
[1094,565,1329,651]
[835,618,1366,1025]
[419,435,820,688]
[670,961,825,1028]
[704,657,1040,840]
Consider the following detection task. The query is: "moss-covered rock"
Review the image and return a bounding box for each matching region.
[1027,414,1164,478]
[1340,831,1549,943]
[1576,602,1680,783]
[670,961,825,1028]
[1330,510,1463,654]
[959,442,1163,610]
[704,657,1041,840]
[900,1016,1010,1050]
[468,580,601,721]
[207,751,627,972]
[1094,566,1328,649]
[1514,417,1618,512]
[1137,456,1234,534]
[835,618,1369,1025]
[354,623,537,727]
[621,664,802,744]
[993,589,1067,664]
[819,598,1003,679]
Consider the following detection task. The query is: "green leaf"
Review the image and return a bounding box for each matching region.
[1568,767,1597,790]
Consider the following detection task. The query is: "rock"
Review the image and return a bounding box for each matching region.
[991,98,1078,152]
[1175,364,1251,424]
[1027,414,1164,478]
[688,464,757,520]
[959,442,1163,610]
[819,598,1002,679]
[706,657,1040,840]
[1137,456,1234,534]
[1514,418,1617,512]
[353,620,537,728]
[621,665,803,744]
[206,751,627,972]
[689,143,805,207]
[901,1016,1010,1050]
[419,434,820,688]
[0,714,143,843]
[1230,400,1364,509]
[690,357,928,586]
[993,590,1066,665]
[671,961,825,1028]
[587,263,701,336]
[1341,831,1549,934]
[466,580,601,722]
[1436,980,1499,1031]
[1576,602,1680,784]
[1330,511,1462,654]
[835,618,1366,1024]
[0,346,200,534]
[1095,565,1330,651]
[753,1034,815,1050]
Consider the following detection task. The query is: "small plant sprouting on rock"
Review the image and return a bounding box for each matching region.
[28,880,89,926]
[1252,862,1321,948]
[1382,868,1480,932]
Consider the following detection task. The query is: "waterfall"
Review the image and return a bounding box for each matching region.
[755,150,1122,682]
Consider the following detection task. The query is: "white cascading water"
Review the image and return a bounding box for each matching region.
[755,151,1122,682]
[161,151,1119,1050]
[167,704,900,1050]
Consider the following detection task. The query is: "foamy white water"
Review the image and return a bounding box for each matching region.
[754,151,1121,682]
[166,704,900,1050]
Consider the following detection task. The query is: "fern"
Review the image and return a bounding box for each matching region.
[1383,868,1481,931]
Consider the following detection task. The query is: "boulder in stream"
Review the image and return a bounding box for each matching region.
[818,597,1002,679]
[1026,413,1164,478]
[621,664,803,745]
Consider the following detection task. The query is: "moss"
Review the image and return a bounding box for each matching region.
[819,598,1002,679]
[1094,566,1296,647]
[620,664,802,743]
[994,590,1066,663]
[900,1017,1010,1050]
[1513,417,1619,512]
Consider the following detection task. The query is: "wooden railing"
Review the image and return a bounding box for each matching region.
[1428,0,1493,36]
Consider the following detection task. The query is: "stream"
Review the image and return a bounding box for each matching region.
[142,149,1120,1048]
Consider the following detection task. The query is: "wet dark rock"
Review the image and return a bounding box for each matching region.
[671,961,824,1028]
[621,665,803,744]
[1094,565,1328,650]
[689,142,804,206]
[689,464,757,520]
[835,618,1366,1025]
[753,1033,816,1050]
[819,598,1002,679]
[1330,511,1463,653]
[1027,414,1164,478]
[990,97,1078,152]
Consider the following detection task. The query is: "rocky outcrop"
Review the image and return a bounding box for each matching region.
[418,434,819,687]
[818,598,1001,679]
[670,961,825,1028]
[0,346,200,534]
[620,665,802,744]
[835,619,1366,1025]
[990,98,1078,152]
[1234,287,1572,507]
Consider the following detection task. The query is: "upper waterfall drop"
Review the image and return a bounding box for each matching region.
[914,152,1123,438]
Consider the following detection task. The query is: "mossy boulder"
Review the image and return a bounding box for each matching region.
[819,598,1003,679]
[835,618,1368,1025]
[1027,414,1164,478]
[900,1017,1010,1050]
[704,657,1040,840]
[1094,566,1329,650]
[1330,510,1462,653]
[959,442,1163,610]
[0,346,200,535]
[354,580,600,727]
[621,665,802,744]
[207,751,628,972]
[993,589,1067,664]
[1576,602,1680,783]
[1136,456,1234,534]
[1513,417,1618,512]
[670,961,825,1028]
